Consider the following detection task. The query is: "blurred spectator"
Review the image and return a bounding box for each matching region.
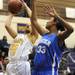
[0,36,10,59]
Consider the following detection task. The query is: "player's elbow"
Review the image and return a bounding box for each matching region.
[70,27,74,33]
[68,27,74,35]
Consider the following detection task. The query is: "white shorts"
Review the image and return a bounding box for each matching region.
[6,61,31,75]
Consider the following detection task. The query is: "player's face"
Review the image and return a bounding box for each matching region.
[46,21,57,31]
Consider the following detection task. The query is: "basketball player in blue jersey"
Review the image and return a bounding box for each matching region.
[31,0,74,75]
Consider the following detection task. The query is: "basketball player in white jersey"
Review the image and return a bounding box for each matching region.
[5,0,38,75]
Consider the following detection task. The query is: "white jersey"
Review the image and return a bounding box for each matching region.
[8,34,33,61]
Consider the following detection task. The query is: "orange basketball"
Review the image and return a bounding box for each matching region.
[8,0,22,14]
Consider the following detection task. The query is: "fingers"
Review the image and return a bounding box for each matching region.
[50,5,59,16]
[44,6,55,17]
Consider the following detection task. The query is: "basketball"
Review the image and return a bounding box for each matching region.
[8,0,22,14]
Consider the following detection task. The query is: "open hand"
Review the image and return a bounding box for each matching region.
[45,5,58,17]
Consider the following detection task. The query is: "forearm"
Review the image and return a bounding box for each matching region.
[55,14,74,40]
[55,15,73,33]
[23,2,32,17]
[31,0,41,34]
[5,14,17,38]
[31,0,37,21]
[31,0,39,32]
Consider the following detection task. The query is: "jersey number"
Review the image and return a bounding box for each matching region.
[37,45,46,54]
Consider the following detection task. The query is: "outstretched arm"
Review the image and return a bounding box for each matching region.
[21,0,32,17]
[31,0,49,36]
[21,0,38,37]
[5,13,17,39]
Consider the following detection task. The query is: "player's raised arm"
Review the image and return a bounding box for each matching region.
[21,0,32,18]
[21,0,38,37]
[5,13,17,39]
[46,5,74,40]
[31,0,49,36]
[52,7,74,40]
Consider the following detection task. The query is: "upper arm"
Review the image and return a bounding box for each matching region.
[5,25,17,39]
[5,14,17,39]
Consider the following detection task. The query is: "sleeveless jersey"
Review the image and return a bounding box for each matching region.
[33,33,62,70]
[9,34,33,61]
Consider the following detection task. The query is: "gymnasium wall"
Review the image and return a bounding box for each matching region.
[0,15,75,48]
[65,22,75,48]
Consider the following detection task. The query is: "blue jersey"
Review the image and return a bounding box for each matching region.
[33,33,62,70]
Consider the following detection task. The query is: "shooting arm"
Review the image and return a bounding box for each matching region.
[5,13,17,38]
[22,0,38,37]
[22,0,32,17]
